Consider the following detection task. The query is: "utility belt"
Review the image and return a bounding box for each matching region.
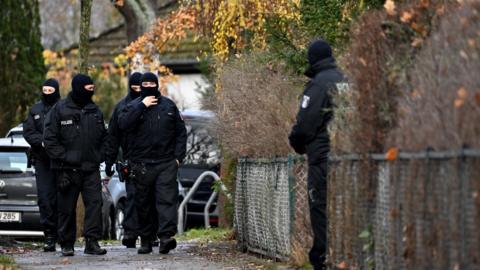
[115,160,147,182]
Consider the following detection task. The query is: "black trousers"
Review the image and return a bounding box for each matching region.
[34,159,57,237]
[308,160,328,270]
[57,170,103,246]
[123,180,158,240]
[122,180,138,239]
[133,160,178,240]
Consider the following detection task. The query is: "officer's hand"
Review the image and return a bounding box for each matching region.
[142,96,158,107]
[105,163,114,177]
[176,159,180,167]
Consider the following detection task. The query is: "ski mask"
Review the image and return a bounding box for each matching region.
[71,74,94,107]
[307,39,332,66]
[140,72,160,98]
[128,72,142,99]
[42,78,60,106]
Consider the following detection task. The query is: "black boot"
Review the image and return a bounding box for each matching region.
[43,236,56,252]
[159,237,177,254]
[61,245,74,256]
[137,238,152,254]
[122,237,137,248]
[84,238,107,255]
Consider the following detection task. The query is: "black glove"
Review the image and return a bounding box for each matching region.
[57,170,72,193]
[105,162,114,177]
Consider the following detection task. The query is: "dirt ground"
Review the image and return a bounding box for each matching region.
[8,240,293,270]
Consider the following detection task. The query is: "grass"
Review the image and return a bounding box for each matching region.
[176,228,233,243]
[0,254,21,269]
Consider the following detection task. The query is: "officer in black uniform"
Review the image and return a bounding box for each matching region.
[23,78,61,252]
[118,72,187,255]
[289,39,348,270]
[105,72,144,248]
[44,74,108,256]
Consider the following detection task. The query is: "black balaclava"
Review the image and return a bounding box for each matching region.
[307,39,332,66]
[140,72,160,98]
[42,78,60,106]
[129,72,142,99]
[71,74,94,107]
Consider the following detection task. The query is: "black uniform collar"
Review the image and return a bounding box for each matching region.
[304,57,337,78]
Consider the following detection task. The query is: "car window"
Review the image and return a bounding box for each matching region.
[184,121,220,166]
[0,151,29,173]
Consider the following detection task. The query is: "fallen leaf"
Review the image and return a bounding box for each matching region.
[385,147,398,161]
[384,0,396,16]
[337,261,348,269]
[453,263,460,270]
[411,38,423,48]
[436,5,446,16]
[457,87,468,99]
[400,11,413,23]
[114,0,124,6]
[454,98,464,108]
[358,57,367,67]
[475,93,480,105]
[467,38,476,48]
[60,258,71,265]
[459,50,469,60]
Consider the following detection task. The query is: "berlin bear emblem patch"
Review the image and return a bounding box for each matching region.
[301,95,310,109]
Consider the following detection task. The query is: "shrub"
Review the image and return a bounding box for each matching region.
[388,1,480,150]
[212,53,302,158]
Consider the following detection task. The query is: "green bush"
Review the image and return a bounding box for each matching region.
[0,0,45,134]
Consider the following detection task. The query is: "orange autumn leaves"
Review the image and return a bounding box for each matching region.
[454,86,480,108]
[384,0,446,48]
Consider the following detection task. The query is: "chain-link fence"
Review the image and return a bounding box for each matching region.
[234,150,480,269]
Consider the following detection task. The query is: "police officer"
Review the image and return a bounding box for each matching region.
[105,72,144,248]
[23,78,61,252]
[289,39,347,270]
[118,72,187,254]
[44,74,107,256]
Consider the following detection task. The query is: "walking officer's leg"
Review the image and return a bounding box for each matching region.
[34,159,57,251]
[122,179,139,247]
[133,164,158,254]
[308,160,328,270]
[81,170,106,255]
[57,170,81,256]
[155,159,179,254]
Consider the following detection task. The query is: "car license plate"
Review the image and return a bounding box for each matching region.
[0,212,21,222]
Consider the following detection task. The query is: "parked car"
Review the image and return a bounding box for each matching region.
[106,109,221,240]
[0,137,42,236]
[2,125,115,239]
[5,124,23,139]
[178,110,220,225]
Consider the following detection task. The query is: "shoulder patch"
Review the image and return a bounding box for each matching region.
[335,82,351,92]
[301,95,310,109]
[34,114,40,120]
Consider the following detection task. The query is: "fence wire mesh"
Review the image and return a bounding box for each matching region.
[234,150,480,269]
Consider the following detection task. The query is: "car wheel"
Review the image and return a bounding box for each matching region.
[114,202,125,240]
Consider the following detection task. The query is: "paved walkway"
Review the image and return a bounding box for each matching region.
[12,241,291,270]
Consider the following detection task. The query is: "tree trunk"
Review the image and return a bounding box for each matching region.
[79,0,92,73]
[114,0,176,43]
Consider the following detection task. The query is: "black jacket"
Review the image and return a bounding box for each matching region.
[43,93,107,171]
[23,100,53,162]
[117,96,187,164]
[289,57,348,164]
[104,94,134,165]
